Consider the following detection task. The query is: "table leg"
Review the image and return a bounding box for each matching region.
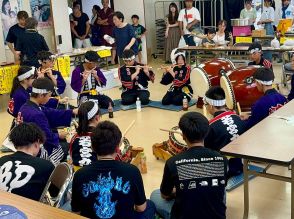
[188,51,191,66]
[243,159,249,219]
[291,161,294,219]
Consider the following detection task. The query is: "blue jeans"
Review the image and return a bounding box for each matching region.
[150,189,174,219]
[61,199,156,219]
[183,34,196,46]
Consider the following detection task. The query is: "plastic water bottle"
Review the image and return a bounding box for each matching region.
[136,98,141,112]
[183,96,188,111]
[108,102,113,118]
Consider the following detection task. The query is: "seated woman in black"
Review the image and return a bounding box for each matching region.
[161,52,193,105]
[118,49,155,105]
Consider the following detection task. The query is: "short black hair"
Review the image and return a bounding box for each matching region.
[31,78,55,97]
[85,50,99,62]
[93,5,100,12]
[179,112,209,143]
[205,86,225,100]
[91,121,122,156]
[37,51,54,62]
[73,2,80,8]
[131,14,139,20]
[207,28,216,34]
[245,0,252,3]
[17,11,29,20]
[253,67,275,82]
[122,49,135,59]
[248,42,262,52]
[114,11,124,22]
[10,123,45,148]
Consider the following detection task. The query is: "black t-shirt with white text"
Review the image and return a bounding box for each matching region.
[160,147,227,219]
[71,160,146,219]
[6,24,25,44]
[0,151,54,201]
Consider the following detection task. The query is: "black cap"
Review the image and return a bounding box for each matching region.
[85,51,99,62]
[253,67,275,83]
[248,42,262,54]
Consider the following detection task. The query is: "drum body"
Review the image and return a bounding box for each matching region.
[191,58,235,98]
[220,65,263,111]
[167,126,187,155]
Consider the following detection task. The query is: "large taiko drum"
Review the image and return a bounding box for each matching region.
[220,65,263,111]
[167,126,187,155]
[190,58,235,98]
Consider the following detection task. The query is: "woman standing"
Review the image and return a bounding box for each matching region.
[1,0,17,39]
[257,0,275,36]
[240,0,257,30]
[90,5,101,46]
[164,3,180,63]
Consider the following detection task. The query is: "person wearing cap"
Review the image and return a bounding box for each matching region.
[241,67,287,129]
[118,49,155,105]
[204,86,246,177]
[71,50,113,109]
[19,78,78,165]
[178,0,201,46]
[150,112,227,219]
[0,123,54,201]
[71,120,156,219]
[240,0,257,30]
[8,66,36,119]
[161,52,193,106]
[248,42,272,69]
[37,51,69,109]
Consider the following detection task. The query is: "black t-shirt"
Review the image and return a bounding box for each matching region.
[248,57,272,69]
[0,151,54,201]
[132,24,146,44]
[6,24,25,44]
[205,111,247,151]
[160,147,227,219]
[71,160,146,219]
[15,30,49,67]
[73,13,90,38]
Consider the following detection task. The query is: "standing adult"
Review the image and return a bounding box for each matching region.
[112,11,137,64]
[279,0,294,20]
[240,0,257,30]
[98,0,115,64]
[178,0,201,46]
[6,11,29,63]
[15,17,49,68]
[90,5,102,46]
[1,0,17,40]
[71,3,91,48]
[164,3,180,63]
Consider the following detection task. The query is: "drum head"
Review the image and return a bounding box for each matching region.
[191,67,211,98]
[220,75,236,110]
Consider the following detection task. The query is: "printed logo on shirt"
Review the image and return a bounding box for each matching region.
[0,161,35,192]
[212,179,218,186]
[188,181,196,189]
[220,115,239,141]
[199,181,208,186]
[184,14,193,19]
[269,103,285,115]
[220,180,226,185]
[78,136,93,166]
[7,99,14,115]
[82,172,131,218]
[180,183,184,190]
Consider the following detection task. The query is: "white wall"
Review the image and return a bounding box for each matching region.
[81,0,103,19]
[113,0,148,63]
[51,0,72,53]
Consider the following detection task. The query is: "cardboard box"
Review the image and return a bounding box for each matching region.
[252,29,266,37]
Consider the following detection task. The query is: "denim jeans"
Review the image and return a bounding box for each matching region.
[183,34,196,46]
[150,189,174,219]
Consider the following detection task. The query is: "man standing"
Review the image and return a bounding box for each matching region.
[6,11,28,63]
[151,112,227,219]
[178,0,201,46]
[71,3,91,48]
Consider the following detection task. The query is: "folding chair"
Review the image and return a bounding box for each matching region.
[39,162,73,208]
[281,51,294,87]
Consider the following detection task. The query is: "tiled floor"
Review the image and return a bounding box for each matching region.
[0,59,292,218]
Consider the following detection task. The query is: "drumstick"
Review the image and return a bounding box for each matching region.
[126,66,153,69]
[203,104,208,118]
[123,120,136,137]
[160,128,182,135]
[237,102,242,116]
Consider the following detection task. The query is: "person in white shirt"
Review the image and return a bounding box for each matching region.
[257,0,275,35]
[279,0,294,20]
[178,0,201,46]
